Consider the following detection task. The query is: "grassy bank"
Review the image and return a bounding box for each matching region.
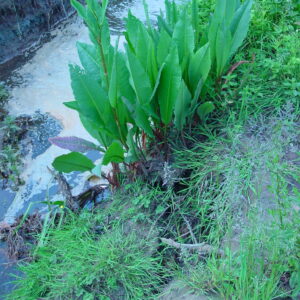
[6,0,300,299]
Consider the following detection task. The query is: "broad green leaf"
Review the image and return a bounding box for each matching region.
[191,0,200,46]
[52,152,95,173]
[134,105,154,137]
[147,63,165,120]
[69,66,120,145]
[70,65,105,127]
[230,0,253,56]
[102,141,125,165]
[126,47,152,106]
[143,104,160,121]
[197,102,215,120]
[207,18,220,64]
[174,80,192,130]
[69,65,118,138]
[96,20,114,87]
[171,1,179,26]
[188,43,211,94]
[86,0,102,17]
[114,99,131,142]
[125,12,143,51]
[207,0,252,77]
[158,46,182,125]
[77,42,102,82]
[86,9,101,44]
[157,15,173,36]
[117,52,135,104]
[79,114,112,148]
[100,19,112,57]
[136,24,158,85]
[63,100,112,146]
[165,0,179,27]
[172,11,194,66]
[85,18,112,85]
[121,96,135,116]
[214,0,240,25]
[85,0,106,29]
[149,63,165,103]
[157,29,172,66]
[189,78,204,116]
[100,0,108,25]
[215,25,232,77]
[165,0,172,25]
[125,127,139,163]
[142,0,154,37]
[108,41,119,108]
[64,101,79,111]
[71,0,86,19]
[207,0,237,65]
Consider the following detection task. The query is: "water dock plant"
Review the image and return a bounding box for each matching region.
[50,0,253,184]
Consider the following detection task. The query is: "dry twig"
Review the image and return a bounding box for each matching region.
[160,238,224,256]
[181,214,198,244]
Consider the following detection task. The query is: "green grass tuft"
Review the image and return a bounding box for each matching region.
[7,212,165,300]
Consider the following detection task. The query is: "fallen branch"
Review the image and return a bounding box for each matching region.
[47,167,78,212]
[74,185,105,208]
[181,214,198,244]
[160,238,224,256]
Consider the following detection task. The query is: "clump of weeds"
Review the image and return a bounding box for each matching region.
[169,103,300,299]
[0,213,43,260]
[6,210,165,300]
[0,115,25,189]
[0,83,9,107]
[0,83,24,189]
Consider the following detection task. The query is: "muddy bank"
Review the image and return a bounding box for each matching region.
[0,0,82,80]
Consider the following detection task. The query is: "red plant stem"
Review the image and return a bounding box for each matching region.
[224,54,255,85]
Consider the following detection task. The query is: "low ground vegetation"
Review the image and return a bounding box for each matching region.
[6,0,300,299]
[0,84,24,188]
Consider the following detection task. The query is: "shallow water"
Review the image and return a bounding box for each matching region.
[0,0,166,297]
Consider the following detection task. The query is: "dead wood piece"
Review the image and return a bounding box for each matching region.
[48,167,78,212]
[181,215,197,244]
[160,238,224,256]
[74,184,105,208]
